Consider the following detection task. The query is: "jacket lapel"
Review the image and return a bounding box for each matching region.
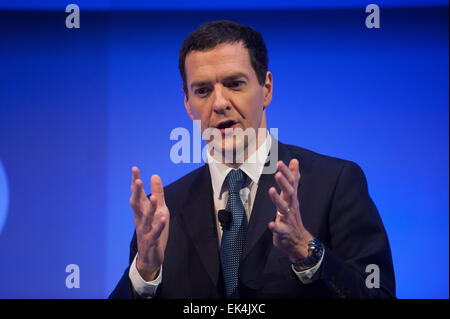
[179,166,222,291]
[242,140,293,261]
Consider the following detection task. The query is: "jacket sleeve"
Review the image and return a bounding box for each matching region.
[317,161,396,298]
[108,231,141,299]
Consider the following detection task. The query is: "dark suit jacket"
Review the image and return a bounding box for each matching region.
[110,141,395,298]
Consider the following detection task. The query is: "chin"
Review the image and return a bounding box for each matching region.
[217,137,248,164]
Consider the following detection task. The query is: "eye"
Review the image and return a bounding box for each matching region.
[226,81,245,89]
[194,87,210,97]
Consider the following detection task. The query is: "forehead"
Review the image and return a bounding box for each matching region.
[184,42,254,83]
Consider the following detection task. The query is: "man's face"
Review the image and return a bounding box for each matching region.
[184,41,273,157]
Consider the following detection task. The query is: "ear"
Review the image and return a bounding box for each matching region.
[262,71,273,109]
[184,93,195,120]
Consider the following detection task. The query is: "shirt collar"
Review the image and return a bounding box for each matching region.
[207,133,272,199]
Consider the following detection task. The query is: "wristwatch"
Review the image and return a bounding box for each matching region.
[292,238,324,272]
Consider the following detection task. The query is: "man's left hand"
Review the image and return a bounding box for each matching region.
[268,159,314,263]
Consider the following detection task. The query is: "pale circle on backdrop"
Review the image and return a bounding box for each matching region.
[0,160,9,235]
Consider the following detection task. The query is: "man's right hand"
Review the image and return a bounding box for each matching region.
[130,166,170,282]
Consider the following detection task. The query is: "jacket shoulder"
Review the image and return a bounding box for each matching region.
[282,143,363,177]
[162,165,208,205]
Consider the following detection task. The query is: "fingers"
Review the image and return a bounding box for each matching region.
[130,167,157,233]
[149,194,158,207]
[277,160,300,188]
[268,220,289,236]
[269,159,303,225]
[268,221,276,232]
[274,160,301,204]
[277,161,295,185]
[275,171,295,200]
[288,159,301,183]
[150,216,167,242]
[132,166,141,183]
[150,174,166,208]
[269,160,306,251]
[131,166,140,193]
[130,167,147,211]
[269,187,290,215]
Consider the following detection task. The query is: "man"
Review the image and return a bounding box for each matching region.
[110,20,395,298]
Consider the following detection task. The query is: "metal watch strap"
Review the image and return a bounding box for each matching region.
[292,238,324,272]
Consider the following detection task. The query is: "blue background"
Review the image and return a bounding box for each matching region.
[0,1,448,298]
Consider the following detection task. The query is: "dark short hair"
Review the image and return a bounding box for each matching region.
[179,20,269,97]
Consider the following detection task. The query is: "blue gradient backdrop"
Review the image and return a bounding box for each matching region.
[0,3,448,298]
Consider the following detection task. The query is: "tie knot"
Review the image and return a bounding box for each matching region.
[226,169,245,194]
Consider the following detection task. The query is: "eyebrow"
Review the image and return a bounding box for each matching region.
[190,72,249,90]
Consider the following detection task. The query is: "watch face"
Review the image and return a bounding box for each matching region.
[294,239,324,271]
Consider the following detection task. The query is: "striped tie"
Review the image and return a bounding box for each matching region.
[220,169,247,298]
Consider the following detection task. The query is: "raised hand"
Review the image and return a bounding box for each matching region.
[130,166,170,281]
[268,159,313,263]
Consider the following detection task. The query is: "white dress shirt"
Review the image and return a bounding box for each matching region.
[129,134,323,298]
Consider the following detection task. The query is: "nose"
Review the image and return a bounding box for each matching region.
[212,85,230,114]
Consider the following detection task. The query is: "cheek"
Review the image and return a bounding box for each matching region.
[241,93,264,123]
[190,103,211,127]
[189,102,203,118]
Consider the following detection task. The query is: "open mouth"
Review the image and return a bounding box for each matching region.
[216,120,237,133]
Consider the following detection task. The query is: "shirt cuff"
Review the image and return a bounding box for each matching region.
[291,249,325,284]
[128,254,162,298]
